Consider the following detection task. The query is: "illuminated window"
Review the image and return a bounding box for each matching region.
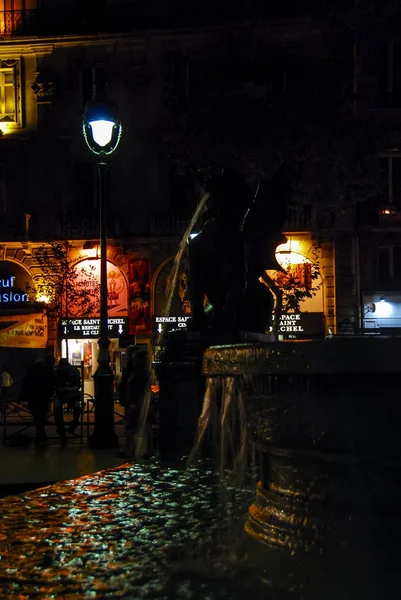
[377,155,401,220]
[0,68,16,121]
[0,59,20,128]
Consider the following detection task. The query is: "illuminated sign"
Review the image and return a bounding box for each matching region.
[277,312,325,336]
[279,314,304,332]
[153,315,191,334]
[60,317,129,338]
[0,277,29,303]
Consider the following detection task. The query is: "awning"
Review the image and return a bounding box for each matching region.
[0,313,48,348]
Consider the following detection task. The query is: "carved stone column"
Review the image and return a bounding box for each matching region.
[31,70,56,126]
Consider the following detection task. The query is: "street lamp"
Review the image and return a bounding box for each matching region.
[83,96,122,448]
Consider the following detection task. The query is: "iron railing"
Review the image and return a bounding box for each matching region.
[0,2,326,37]
[0,204,316,241]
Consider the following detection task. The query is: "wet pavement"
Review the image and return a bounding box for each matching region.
[0,441,129,495]
[0,460,266,599]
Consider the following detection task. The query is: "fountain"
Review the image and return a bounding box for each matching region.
[2,167,400,599]
[156,167,282,460]
[157,166,401,598]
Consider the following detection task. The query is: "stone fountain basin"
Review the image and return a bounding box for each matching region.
[203,337,401,599]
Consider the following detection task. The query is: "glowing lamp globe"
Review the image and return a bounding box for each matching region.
[82,97,122,156]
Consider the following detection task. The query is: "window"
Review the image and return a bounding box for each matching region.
[81,65,107,107]
[0,68,16,122]
[378,155,401,220]
[76,162,96,213]
[0,59,20,127]
[378,245,401,279]
[0,164,6,214]
[379,156,401,201]
[376,38,401,108]
[168,167,196,213]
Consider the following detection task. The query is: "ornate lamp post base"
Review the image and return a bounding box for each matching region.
[90,370,120,448]
[89,343,119,449]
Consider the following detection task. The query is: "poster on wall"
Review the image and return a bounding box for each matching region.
[153,259,191,317]
[70,259,128,318]
[128,258,151,334]
[0,313,48,348]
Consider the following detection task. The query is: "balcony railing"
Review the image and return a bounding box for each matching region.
[0,203,315,242]
[284,205,312,231]
[0,2,326,37]
[148,213,189,237]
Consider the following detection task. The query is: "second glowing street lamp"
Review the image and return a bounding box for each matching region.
[82,97,122,448]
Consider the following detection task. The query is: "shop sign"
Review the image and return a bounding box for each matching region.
[278,312,324,335]
[153,315,191,334]
[0,276,29,303]
[0,313,47,348]
[0,259,34,306]
[60,317,129,338]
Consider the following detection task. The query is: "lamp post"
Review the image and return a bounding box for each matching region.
[83,96,122,448]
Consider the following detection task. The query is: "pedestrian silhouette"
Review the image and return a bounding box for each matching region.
[54,358,81,446]
[117,345,151,458]
[0,365,13,401]
[22,357,55,447]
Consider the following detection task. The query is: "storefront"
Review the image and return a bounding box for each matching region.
[0,260,47,350]
[152,257,191,357]
[152,237,328,343]
[271,236,327,339]
[363,292,401,333]
[59,316,130,396]
[0,259,48,395]
[59,258,130,395]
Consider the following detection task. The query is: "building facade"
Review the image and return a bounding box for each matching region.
[1,0,399,385]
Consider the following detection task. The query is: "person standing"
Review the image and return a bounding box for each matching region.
[54,358,81,446]
[117,345,151,458]
[0,365,13,401]
[22,357,55,447]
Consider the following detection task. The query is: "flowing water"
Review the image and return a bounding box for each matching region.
[133,191,210,458]
[156,192,209,347]
[189,377,255,484]
[0,460,267,599]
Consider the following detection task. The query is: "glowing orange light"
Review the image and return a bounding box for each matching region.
[81,245,98,258]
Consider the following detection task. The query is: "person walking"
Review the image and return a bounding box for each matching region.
[54,358,81,446]
[117,345,151,458]
[22,357,55,447]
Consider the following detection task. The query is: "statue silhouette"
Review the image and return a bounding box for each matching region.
[238,163,290,332]
[187,169,251,331]
[187,164,290,333]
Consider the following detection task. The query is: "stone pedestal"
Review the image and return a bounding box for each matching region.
[203,337,401,599]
